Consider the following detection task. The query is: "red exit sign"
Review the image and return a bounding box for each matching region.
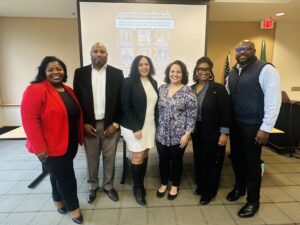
[261,19,274,29]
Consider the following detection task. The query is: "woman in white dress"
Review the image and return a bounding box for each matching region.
[121,55,158,206]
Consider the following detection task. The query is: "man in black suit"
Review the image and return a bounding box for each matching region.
[73,42,124,203]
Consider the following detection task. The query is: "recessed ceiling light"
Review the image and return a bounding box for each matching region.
[276,12,285,16]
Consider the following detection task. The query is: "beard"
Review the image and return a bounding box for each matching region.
[91,57,107,69]
[237,55,255,66]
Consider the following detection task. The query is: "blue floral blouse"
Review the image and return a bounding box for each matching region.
[156,84,197,146]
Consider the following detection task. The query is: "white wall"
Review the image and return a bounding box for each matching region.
[273,22,300,100]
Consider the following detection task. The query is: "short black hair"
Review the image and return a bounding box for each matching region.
[193,56,214,82]
[31,56,67,84]
[129,55,155,80]
[164,60,188,84]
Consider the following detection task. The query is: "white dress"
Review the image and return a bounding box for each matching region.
[121,77,157,152]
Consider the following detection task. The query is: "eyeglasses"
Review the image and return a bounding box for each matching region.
[235,46,253,53]
[196,67,211,73]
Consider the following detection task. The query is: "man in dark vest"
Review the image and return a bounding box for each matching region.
[226,40,281,217]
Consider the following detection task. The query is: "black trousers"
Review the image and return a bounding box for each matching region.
[192,131,225,198]
[156,141,186,187]
[43,143,79,211]
[230,122,262,204]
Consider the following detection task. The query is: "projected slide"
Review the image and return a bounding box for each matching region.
[79,2,207,83]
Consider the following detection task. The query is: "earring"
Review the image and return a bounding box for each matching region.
[209,74,214,81]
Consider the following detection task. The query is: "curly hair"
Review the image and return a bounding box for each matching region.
[31,56,67,84]
[164,60,188,84]
[193,56,214,82]
[129,55,155,80]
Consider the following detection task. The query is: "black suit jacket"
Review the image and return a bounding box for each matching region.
[73,64,124,129]
[191,81,231,140]
[121,77,158,132]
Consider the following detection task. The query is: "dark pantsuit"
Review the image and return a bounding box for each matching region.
[192,132,225,198]
[44,143,79,211]
[230,122,262,204]
[156,141,186,187]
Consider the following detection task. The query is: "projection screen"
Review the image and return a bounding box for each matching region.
[78,0,207,84]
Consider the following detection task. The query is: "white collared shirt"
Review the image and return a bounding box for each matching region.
[91,64,107,120]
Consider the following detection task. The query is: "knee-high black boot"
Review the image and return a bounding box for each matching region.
[141,157,148,196]
[131,163,146,206]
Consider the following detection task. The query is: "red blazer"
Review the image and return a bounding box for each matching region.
[21,80,84,156]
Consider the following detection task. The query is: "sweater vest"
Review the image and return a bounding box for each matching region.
[228,59,268,125]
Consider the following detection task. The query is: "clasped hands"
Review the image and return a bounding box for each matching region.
[84,123,118,137]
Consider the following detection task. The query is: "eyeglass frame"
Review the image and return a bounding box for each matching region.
[195,67,211,73]
[235,46,254,53]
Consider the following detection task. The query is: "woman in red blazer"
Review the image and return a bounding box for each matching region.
[21,56,84,224]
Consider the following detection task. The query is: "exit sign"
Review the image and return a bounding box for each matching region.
[261,19,274,29]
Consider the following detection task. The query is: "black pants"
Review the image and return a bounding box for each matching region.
[43,144,79,211]
[230,122,262,204]
[156,141,186,187]
[192,133,225,198]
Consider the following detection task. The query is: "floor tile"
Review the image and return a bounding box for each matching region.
[260,186,294,203]
[280,186,300,201]
[148,206,177,225]
[13,193,49,212]
[89,208,119,225]
[119,208,147,225]
[170,188,199,206]
[174,205,206,225]
[200,204,236,225]
[285,173,300,185]
[1,212,36,225]
[146,190,172,207]
[30,211,64,225]
[0,140,299,225]
[276,202,300,223]
[0,195,27,213]
[258,203,293,224]
[226,204,265,225]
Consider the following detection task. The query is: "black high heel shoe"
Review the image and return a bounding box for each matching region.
[156,189,167,198]
[72,215,83,224]
[57,206,67,214]
[168,187,179,200]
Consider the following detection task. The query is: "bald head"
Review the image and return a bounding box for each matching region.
[235,40,256,66]
[90,42,108,70]
[236,40,255,49]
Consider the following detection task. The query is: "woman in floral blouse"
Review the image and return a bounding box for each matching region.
[156,60,197,200]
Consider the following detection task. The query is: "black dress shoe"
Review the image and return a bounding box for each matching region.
[200,196,212,205]
[104,188,119,201]
[156,189,167,198]
[88,187,99,204]
[238,203,259,218]
[194,188,202,196]
[72,215,84,224]
[57,206,67,214]
[226,189,246,202]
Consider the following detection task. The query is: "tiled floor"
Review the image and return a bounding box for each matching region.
[0,140,299,225]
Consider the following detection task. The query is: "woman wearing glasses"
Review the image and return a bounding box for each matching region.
[191,56,231,205]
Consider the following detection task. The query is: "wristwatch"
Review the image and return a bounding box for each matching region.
[112,122,120,129]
